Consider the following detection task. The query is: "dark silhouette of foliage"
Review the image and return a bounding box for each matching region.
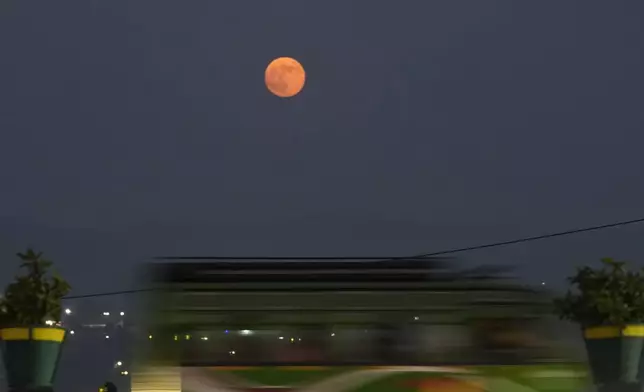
[100,381,117,392]
[0,248,71,326]
[554,258,644,327]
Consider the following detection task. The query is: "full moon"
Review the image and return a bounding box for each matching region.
[265,57,306,98]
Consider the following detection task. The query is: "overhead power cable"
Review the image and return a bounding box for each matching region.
[383,216,644,260]
[62,215,644,300]
[64,288,155,300]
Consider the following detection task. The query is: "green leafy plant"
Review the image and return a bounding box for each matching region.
[0,248,71,326]
[554,258,644,327]
[100,381,117,392]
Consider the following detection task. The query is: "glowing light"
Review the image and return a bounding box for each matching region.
[290,338,294,343]
[414,316,420,321]
[229,350,236,355]
[148,335,153,339]
[120,311,125,316]
[265,57,306,98]
[102,312,110,316]
[70,330,75,335]
[116,361,122,367]
[105,335,110,339]
[121,370,129,376]
[239,329,253,336]
[45,320,55,326]
[201,336,208,341]
[278,336,284,340]
[331,333,335,337]
[64,308,72,315]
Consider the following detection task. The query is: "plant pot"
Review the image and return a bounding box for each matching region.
[583,325,644,385]
[0,326,66,392]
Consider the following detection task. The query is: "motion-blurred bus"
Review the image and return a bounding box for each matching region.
[132,257,588,392]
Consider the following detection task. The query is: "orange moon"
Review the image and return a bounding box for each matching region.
[265,57,306,98]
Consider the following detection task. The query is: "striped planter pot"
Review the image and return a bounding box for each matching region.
[0,326,66,392]
[583,325,644,390]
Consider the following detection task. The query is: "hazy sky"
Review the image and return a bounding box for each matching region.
[1,0,644,307]
[2,1,644,390]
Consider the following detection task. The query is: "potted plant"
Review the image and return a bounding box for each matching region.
[99,381,117,392]
[0,248,71,392]
[554,258,644,390]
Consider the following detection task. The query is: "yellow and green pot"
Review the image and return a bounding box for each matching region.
[0,326,66,392]
[584,325,644,386]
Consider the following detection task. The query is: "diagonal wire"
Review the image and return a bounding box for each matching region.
[62,216,644,300]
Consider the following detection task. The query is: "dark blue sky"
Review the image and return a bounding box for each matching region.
[1,1,644,302]
[2,2,644,391]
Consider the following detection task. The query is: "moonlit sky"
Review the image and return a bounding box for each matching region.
[0,1,644,388]
[1,0,644,289]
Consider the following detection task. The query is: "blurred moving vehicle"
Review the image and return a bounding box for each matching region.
[132,257,588,392]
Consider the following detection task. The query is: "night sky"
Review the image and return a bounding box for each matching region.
[1,1,644,389]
